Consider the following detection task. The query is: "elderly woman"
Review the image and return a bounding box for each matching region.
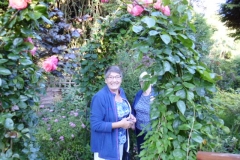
[132,71,156,155]
[90,65,136,160]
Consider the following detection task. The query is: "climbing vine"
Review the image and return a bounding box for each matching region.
[77,0,229,159]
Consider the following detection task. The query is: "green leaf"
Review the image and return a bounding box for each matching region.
[29,11,42,20]
[8,16,17,28]
[149,30,159,36]
[0,78,2,86]
[6,149,13,158]
[192,132,203,143]
[182,73,192,81]
[177,5,187,13]
[0,59,8,64]
[12,154,20,158]
[169,95,179,103]
[7,53,20,60]
[18,101,27,109]
[174,84,183,91]
[163,61,171,72]
[21,128,29,133]
[21,28,34,36]
[17,124,24,130]
[0,67,11,75]
[183,82,195,89]
[141,17,156,28]
[160,34,171,44]
[132,25,143,33]
[20,95,28,102]
[187,91,194,101]
[176,89,186,99]
[222,126,230,134]
[13,38,23,46]
[4,118,14,130]
[19,58,33,65]
[16,77,24,89]
[173,149,184,158]
[178,124,190,130]
[34,4,47,14]
[193,123,202,130]
[177,100,186,115]
[41,15,53,25]
[173,119,181,129]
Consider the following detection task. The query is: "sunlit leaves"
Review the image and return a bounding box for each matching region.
[132,25,143,33]
[160,34,171,44]
[141,17,156,28]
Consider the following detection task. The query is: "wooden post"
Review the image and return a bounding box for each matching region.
[197,151,240,160]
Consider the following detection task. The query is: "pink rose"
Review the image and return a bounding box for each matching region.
[161,5,171,16]
[25,37,33,43]
[9,0,30,10]
[30,46,37,56]
[25,37,37,56]
[101,0,109,3]
[48,56,58,65]
[42,56,58,72]
[153,0,162,10]
[128,4,144,16]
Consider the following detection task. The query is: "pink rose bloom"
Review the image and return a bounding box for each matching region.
[128,4,144,16]
[25,37,37,56]
[161,5,171,16]
[48,55,58,65]
[9,0,29,10]
[25,37,33,43]
[42,56,58,72]
[101,0,109,3]
[30,46,37,56]
[153,0,162,10]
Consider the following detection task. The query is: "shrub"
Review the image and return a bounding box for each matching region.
[212,89,240,153]
[35,87,92,159]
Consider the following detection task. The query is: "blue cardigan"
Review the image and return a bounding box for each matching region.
[90,85,130,160]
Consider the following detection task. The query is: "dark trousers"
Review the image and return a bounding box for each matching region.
[136,128,147,154]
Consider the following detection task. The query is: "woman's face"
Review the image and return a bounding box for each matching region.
[105,72,122,92]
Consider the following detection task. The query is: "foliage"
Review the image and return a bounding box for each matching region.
[191,13,214,56]
[208,56,240,90]
[211,89,240,153]
[219,0,240,41]
[35,87,92,159]
[76,0,230,159]
[0,0,54,159]
[35,7,83,77]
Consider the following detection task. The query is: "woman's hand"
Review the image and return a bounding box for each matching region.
[129,114,136,130]
[121,117,134,129]
[129,114,136,123]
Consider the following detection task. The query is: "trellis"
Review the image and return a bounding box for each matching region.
[40,76,76,106]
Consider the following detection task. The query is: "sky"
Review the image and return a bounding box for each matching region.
[205,0,226,15]
[193,0,226,16]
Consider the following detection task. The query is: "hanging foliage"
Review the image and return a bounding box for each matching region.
[77,0,229,159]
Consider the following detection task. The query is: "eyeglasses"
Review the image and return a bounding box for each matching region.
[107,75,122,80]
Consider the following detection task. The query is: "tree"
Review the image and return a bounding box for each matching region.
[219,0,240,41]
